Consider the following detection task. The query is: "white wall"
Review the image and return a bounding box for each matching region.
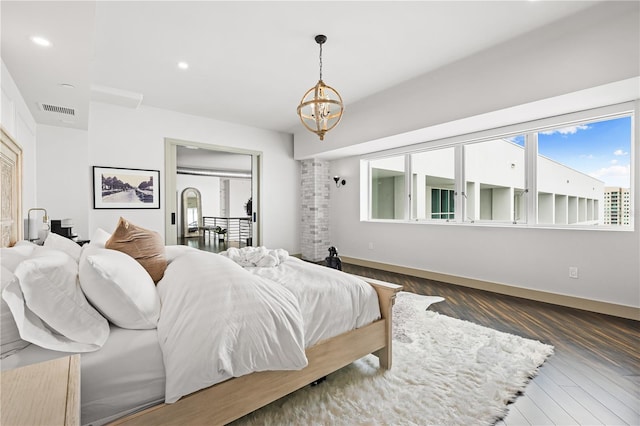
[307,2,640,310]
[330,122,639,308]
[84,102,299,252]
[1,60,37,224]
[177,174,221,217]
[294,2,640,159]
[228,179,251,217]
[36,124,90,239]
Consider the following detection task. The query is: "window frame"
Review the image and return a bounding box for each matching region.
[361,101,636,231]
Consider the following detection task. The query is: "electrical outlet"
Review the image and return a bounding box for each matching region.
[569,267,579,279]
[368,242,374,250]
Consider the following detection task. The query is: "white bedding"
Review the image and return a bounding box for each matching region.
[222,246,289,267]
[157,247,308,403]
[1,243,381,422]
[1,325,165,426]
[244,256,381,347]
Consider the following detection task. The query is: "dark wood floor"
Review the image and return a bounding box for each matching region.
[341,263,640,426]
[179,236,240,253]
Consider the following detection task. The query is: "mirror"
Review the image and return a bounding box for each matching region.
[181,187,202,238]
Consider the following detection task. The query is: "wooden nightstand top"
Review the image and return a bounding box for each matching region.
[1,354,80,426]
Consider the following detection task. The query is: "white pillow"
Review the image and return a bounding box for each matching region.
[79,246,160,329]
[0,242,36,272]
[89,228,112,248]
[2,249,109,352]
[13,240,39,252]
[44,232,82,262]
[165,244,196,263]
[0,266,30,357]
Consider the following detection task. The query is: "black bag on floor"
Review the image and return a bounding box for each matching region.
[325,246,342,271]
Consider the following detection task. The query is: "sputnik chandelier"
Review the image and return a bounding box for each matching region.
[296,35,344,141]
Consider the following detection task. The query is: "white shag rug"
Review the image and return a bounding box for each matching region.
[233,291,554,426]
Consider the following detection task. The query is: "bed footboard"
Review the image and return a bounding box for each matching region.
[367,279,402,369]
[111,279,402,426]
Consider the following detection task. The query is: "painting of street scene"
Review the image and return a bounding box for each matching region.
[93,166,160,209]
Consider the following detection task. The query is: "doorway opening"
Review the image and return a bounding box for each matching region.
[164,138,261,253]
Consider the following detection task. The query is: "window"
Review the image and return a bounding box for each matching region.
[431,188,455,219]
[410,147,455,221]
[538,116,631,226]
[363,103,634,230]
[464,137,526,223]
[369,155,406,220]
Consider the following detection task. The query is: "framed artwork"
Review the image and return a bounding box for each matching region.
[93,166,160,209]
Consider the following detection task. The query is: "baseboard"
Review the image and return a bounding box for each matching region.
[341,256,639,321]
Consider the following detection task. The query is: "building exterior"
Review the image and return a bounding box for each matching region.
[370,139,606,225]
[604,187,631,226]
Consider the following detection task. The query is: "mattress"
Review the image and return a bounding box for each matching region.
[1,325,165,426]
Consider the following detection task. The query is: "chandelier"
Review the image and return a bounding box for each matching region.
[297,35,344,141]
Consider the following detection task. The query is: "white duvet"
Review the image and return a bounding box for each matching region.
[221,246,289,267]
[157,247,307,403]
[244,257,381,347]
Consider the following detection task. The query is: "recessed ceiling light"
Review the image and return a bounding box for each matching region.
[31,36,51,47]
[178,62,189,70]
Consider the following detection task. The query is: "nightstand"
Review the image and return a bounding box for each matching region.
[1,355,80,426]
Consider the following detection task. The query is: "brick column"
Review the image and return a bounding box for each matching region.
[300,159,330,262]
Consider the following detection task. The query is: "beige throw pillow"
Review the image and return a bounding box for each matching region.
[105,217,167,283]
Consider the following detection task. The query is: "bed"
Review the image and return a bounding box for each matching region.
[1,228,401,426]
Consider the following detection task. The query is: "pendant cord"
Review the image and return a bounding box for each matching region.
[319,43,323,81]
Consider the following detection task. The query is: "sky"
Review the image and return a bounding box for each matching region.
[511,116,632,188]
[538,116,631,188]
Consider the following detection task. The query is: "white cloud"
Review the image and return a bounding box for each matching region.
[613,149,628,156]
[589,164,631,187]
[540,124,589,136]
[610,159,618,165]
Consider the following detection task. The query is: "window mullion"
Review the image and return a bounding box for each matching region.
[405,154,411,221]
[526,132,538,225]
[455,145,464,223]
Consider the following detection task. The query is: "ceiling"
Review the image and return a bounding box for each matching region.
[1,1,602,134]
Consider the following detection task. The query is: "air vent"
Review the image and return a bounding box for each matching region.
[38,103,75,116]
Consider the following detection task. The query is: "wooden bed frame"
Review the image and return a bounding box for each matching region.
[111,280,402,425]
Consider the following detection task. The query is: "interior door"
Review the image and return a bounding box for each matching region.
[164,138,261,247]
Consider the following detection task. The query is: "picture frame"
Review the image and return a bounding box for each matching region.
[93,166,160,209]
